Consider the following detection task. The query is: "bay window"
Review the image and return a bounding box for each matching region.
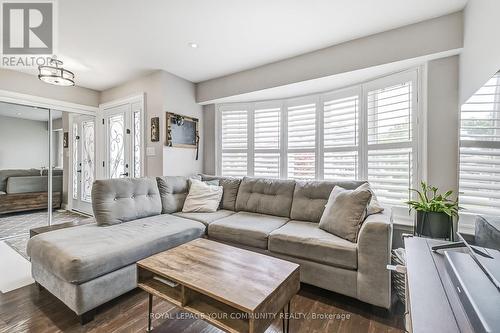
[217,69,419,208]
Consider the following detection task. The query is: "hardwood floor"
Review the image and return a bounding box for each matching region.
[0,283,404,333]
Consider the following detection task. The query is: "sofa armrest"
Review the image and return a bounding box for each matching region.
[356,209,393,309]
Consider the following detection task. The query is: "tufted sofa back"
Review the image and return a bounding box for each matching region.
[91,178,162,226]
[156,176,201,213]
[290,180,366,222]
[235,177,296,217]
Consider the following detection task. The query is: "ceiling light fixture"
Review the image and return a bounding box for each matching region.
[38,56,75,86]
[188,42,198,49]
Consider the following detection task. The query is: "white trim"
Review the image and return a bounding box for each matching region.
[280,100,288,179]
[99,93,145,110]
[316,96,323,179]
[99,94,145,179]
[0,89,98,114]
[248,105,255,176]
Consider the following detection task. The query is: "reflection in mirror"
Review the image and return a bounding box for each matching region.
[0,102,93,260]
[0,102,51,244]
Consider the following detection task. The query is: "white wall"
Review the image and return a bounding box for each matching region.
[161,71,203,176]
[0,68,100,107]
[100,70,203,177]
[426,56,460,194]
[459,0,500,104]
[196,12,463,103]
[0,115,49,169]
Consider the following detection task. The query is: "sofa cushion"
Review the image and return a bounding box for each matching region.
[201,175,241,211]
[208,211,289,249]
[290,180,366,222]
[173,209,235,227]
[269,220,357,269]
[6,175,63,194]
[27,214,205,283]
[235,177,295,217]
[156,175,201,213]
[91,178,162,226]
[0,169,40,192]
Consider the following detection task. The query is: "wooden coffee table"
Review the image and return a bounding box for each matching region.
[137,238,300,333]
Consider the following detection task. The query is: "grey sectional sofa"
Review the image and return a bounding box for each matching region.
[27,175,392,324]
[0,168,63,214]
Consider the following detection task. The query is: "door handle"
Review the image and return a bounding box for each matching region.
[77,170,82,173]
[120,172,129,177]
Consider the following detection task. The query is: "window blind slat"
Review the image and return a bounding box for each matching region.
[459,72,500,216]
[324,95,358,149]
[221,109,248,176]
[286,102,316,180]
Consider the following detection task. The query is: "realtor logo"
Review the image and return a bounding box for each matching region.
[2,2,53,54]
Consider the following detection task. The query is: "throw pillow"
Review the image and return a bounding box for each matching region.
[319,185,372,242]
[357,182,384,215]
[182,179,223,213]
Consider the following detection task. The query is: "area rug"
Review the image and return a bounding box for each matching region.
[1,210,90,259]
[5,234,30,260]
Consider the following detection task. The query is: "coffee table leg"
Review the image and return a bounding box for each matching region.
[282,308,286,332]
[282,300,291,333]
[147,293,153,332]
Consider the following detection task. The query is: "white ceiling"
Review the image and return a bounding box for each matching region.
[14,0,467,91]
[0,102,62,121]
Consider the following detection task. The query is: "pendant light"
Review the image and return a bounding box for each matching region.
[38,56,75,86]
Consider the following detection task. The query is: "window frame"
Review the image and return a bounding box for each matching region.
[216,68,422,211]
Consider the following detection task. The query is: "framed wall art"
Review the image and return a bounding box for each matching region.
[151,117,160,142]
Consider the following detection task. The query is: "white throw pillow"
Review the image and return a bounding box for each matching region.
[357,182,384,216]
[182,179,223,213]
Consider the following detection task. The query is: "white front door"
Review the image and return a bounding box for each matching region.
[103,101,143,179]
[72,115,96,214]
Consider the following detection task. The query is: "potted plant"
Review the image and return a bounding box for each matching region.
[407,182,460,239]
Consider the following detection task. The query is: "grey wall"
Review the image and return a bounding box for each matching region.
[196,12,463,103]
[202,104,216,175]
[100,70,203,177]
[426,56,460,196]
[459,0,500,104]
[161,71,203,177]
[0,115,49,169]
[100,71,164,176]
[0,68,100,106]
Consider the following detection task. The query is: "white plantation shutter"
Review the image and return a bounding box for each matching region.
[459,72,500,215]
[254,105,280,178]
[217,70,420,209]
[366,76,416,206]
[220,107,248,177]
[287,101,316,180]
[368,148,412,206]
[323,92,359,181]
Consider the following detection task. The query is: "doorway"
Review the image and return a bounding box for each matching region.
[102,96,144,179]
